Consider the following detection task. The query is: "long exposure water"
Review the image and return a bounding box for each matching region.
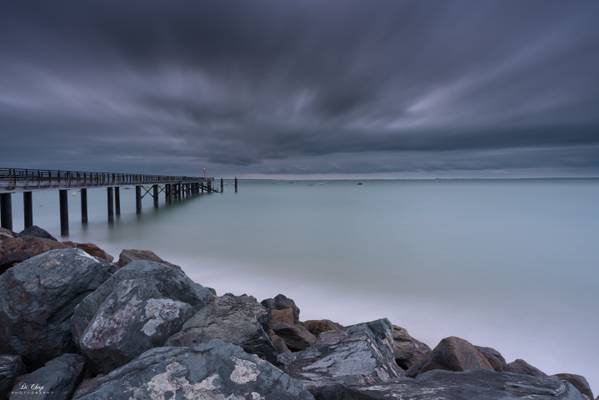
[7,179,599,390]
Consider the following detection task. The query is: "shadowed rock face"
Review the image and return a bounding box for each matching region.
[284,319,403,392]
[71,260,214,374]
[166,293,278,363]
[317,369,588,400]
[10,353,85,400]
[73,341,315,400]
[116,249,168,268]
[407,336,494,377]
[17,226,57,241]
[304,320,343,337]
[262,294,300,324]
[554,374,594,400]
[506,359,547,377]
[476,346,508,372]
[0,249,113,366]
[0,354,26,399]
[391,325,431,370]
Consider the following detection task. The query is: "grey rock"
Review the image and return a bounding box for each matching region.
[506,358,547,377]
[284,319,403,391]
[391,325,431,370]
[262,294,300,324]
[116,249,169,268]
[316,369,587,400]
[272,323,317,352]
[553,373,594,399]
[73,340,314,400]
[17,226,57,241]
[406,336,494,377]
[10,353,85,400]
[166,293,278,363]
[304,320,343,336]
[0,355,26,400]
[0,249,112,366]
[476,346,507,372]
[71,260,214,373]
[0,237,70,275]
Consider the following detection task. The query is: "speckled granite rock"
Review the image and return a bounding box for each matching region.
[70,260,214,374]
[73,340,314,400]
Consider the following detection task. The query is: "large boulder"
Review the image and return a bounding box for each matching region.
[319,369,587,399]
[506,358,547,377]
[0,249,112,366]
[62,242,113,263]
[166,293,278,363]
[10,353,85,400]
[476,346,508,372]
[18,225,57,241]
[71,260,214,374]
[0,355,26,400]
[406,336,494,377]
[391,325,431,370]
[0,236,69,275]
[283,319,403,392]
[553,374,594,400]
[262,294,300,324]
[271,323,317,352]
[116,249,168,267]
[304,320,343,336]
[73,341,314,400]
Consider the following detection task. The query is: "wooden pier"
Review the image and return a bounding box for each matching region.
[0,168,223,236]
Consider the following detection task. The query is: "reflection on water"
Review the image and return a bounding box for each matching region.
[7,179,599,390]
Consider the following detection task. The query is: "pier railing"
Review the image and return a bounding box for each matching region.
[0,168,208,192]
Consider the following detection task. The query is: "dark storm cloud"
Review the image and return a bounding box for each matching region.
[1,0,598,176]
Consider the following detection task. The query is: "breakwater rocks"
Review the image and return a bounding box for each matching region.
[0,226,595,400]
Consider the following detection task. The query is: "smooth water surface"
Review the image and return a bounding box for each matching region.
[7,179,599,390]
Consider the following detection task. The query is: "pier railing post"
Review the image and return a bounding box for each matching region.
[81,188,88,224]
[0,193,13,230]
[107,187,114,222]
[23,191,33,228]
[115,187,121,215]
[59,189,69,236]
[135,185,142,214]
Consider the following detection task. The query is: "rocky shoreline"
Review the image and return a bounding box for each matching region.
[0,226,595,400]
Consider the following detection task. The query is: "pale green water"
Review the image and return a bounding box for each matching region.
[7,179,599,390]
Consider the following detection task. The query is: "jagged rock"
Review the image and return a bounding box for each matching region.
[391,325,431,370]
[270,330,291,353]
[116,249,168,267]
[272,323,317,351]
[63,242,113,263]
[262,294,300,324]
[316,369,587,399]
[406,336,494,377]
[304,320,343,336]
[0,236,69,275]
[272,308,296,325]
[73,341,314,400]
[0,228,15,240]
[166,293,278,363]
[506,358,547,377]
[554,373,594,399]
[18,225,57,241]
[10,353,85,400]
[71,260,214,374]
[0,249,112,366]
[476,346,507,372]
[284,319,403,392]
[0,355,26,400]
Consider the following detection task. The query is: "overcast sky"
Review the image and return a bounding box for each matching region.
[1,0,598,177]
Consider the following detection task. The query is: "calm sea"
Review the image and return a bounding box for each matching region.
[7,179,599,391]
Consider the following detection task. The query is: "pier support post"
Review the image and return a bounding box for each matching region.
[81,188,88,224]
[200,183,204,194]
[220,178,224,193]
[59,189,69,236]
[165,184,171,204]
[115,187,121,215]
[23,191,33,229]
[208,180,212,193]
[0,193,13,230]
[235,176,238,193]
[107,187,114,222]
[135,185,142,214]
[153,185,159,208]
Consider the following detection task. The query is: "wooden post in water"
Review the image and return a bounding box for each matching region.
[153,185,159,208]
[164,184,170,204]
[0,193,13,230]
[23,191,33,229]
[59,189,69,236]
[107,187,114,222]
[115,187,121,216]
[220,178,224,193]
[81,188,88,224]
[135,186,142,214]
[235,176,238,193]
[207,180,212,193]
